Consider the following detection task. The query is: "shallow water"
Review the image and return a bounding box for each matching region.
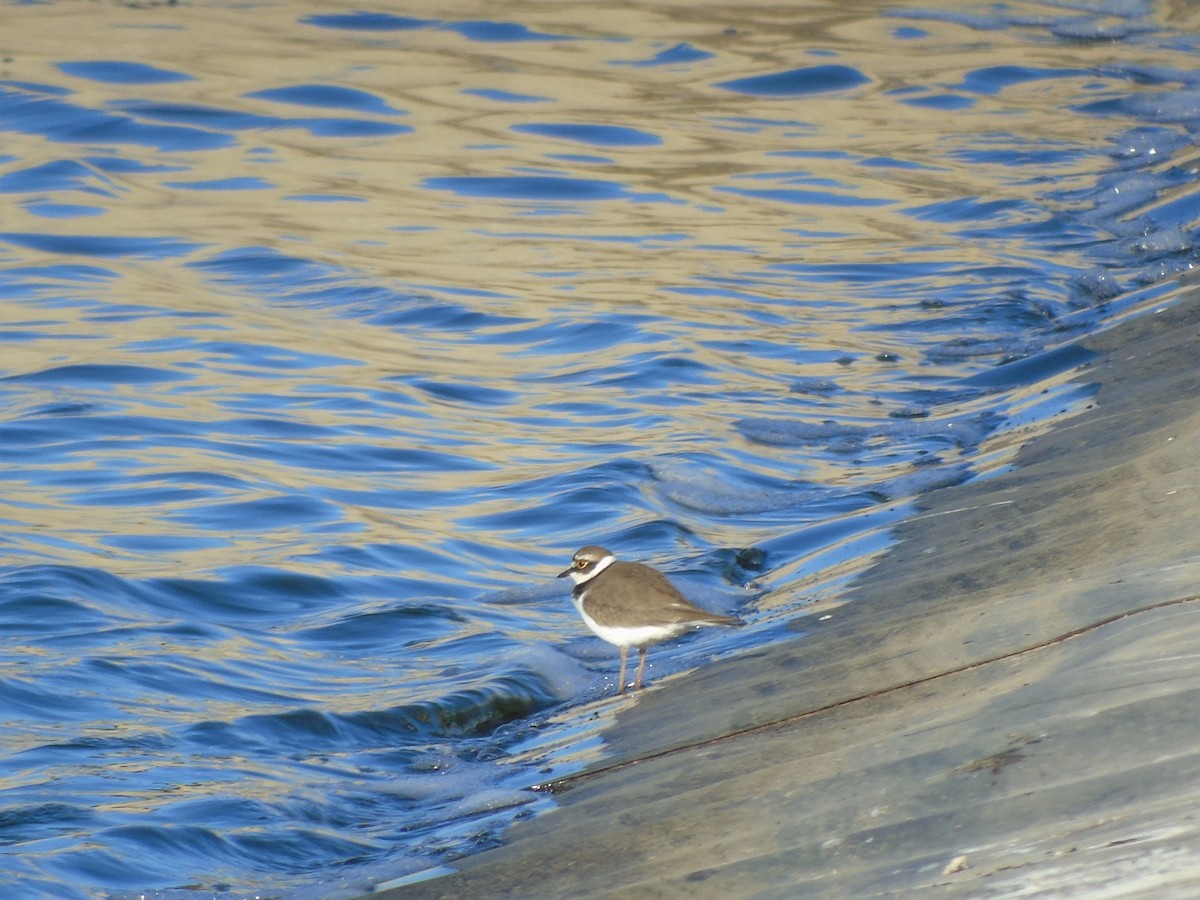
[1,1,1199,897]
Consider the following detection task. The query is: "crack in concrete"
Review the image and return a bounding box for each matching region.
[535,592,1200,794]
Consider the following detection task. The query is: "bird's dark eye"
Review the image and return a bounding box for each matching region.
[575,559,586,568]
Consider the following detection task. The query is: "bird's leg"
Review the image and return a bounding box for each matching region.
[618,646,628,694]
[634,647,648,690]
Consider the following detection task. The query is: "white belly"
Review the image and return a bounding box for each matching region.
[576,602,681,648]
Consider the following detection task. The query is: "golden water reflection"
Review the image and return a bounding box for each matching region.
[0,0,1190,582]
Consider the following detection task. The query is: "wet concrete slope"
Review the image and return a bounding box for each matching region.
[380,283,1200,898]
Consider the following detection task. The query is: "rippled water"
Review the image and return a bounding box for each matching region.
[3,1,1200,897]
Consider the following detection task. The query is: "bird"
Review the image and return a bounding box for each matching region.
[559,545,743,693]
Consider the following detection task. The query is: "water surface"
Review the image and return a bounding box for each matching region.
[2,1,1200,897]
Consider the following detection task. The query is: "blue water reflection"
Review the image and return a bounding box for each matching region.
[715,64,870,97]
[510,123,661,147]
[0,83,234,150]
[57,61,194,85]
[245,85,407,116]
[301,12,576,42]
[618,43,716,67]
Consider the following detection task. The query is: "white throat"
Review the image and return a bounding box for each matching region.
[568,553,616,586]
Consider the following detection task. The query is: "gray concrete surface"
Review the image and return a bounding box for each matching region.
[377,283,1200,898]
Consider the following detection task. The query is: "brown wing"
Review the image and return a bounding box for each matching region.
[585,562,742,629]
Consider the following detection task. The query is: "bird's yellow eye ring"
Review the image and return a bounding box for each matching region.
[575,559,586,568]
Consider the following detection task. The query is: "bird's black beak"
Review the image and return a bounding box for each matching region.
[557,566,573,578]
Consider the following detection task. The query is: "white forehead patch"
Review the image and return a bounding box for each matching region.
[567,552,616,585]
